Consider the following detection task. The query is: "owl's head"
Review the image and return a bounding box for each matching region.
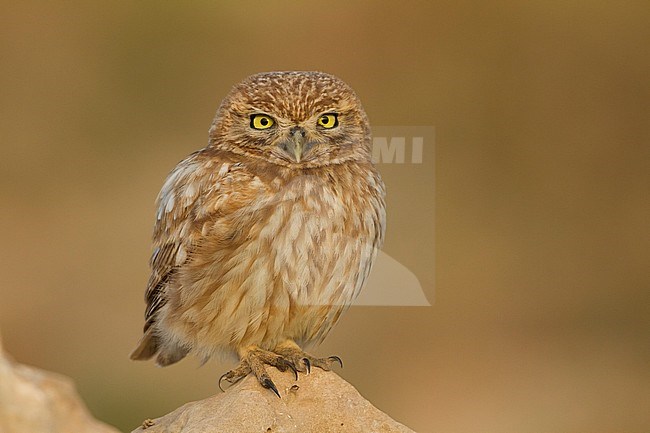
[208,71,371,168]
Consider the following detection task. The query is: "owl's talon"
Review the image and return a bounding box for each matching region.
[218,370,246,392]
[262,377,281,398]
[218,373,228,392]
[221,347,303,396]
[274,343,344,374]
[274,357,298,380]
[284,359,299,380]
[328,355,343,369]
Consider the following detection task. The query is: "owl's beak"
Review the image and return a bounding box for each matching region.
[285,127,308,163]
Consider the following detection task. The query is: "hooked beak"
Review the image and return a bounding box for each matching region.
[282,127,308,163]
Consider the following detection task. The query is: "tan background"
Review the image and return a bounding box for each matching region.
[1,2,648,432]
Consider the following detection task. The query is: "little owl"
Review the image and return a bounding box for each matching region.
[130,71,386,396]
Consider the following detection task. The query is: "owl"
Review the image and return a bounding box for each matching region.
[130,71,386,396]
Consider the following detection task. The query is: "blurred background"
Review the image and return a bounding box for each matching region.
[1,1,648,432]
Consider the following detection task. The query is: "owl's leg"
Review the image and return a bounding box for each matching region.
[273,339,343,374]
[219,346,298,397]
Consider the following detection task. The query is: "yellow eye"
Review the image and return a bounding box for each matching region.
[250,114,275,130]
[317,113,338,129]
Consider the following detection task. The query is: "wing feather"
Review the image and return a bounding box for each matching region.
[132,148,272,362]
[143,151,226,328]
[141,151,265,331]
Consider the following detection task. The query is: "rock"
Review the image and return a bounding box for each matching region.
[131,367,415,433]
[0,334,120,433]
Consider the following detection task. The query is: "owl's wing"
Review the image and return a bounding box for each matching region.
[131,149,264,363]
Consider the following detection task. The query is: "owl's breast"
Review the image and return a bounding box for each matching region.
[257,169,384,310]
[166,161,384,351]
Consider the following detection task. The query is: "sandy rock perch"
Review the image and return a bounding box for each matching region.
[0,335,120,433]
[132,367,416,433]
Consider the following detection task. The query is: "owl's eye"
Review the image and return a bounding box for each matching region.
[250,114,275,130]
[317,113,338,129]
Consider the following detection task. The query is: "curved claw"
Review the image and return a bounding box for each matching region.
[219,370,247,392]
[287,360,299,380]
[218,373,229,392]
[276,358,298,380]
[262,377,281,398]
[302,357,311,374]
[328,355,343,369]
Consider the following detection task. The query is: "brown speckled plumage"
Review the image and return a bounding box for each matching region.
[131,71,385,394]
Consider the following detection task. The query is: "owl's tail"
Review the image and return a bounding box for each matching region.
[129,327,158,361]
[129,328,188,367]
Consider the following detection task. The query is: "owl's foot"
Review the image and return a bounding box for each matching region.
[274,341,343,374]
[218,347,298,397]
